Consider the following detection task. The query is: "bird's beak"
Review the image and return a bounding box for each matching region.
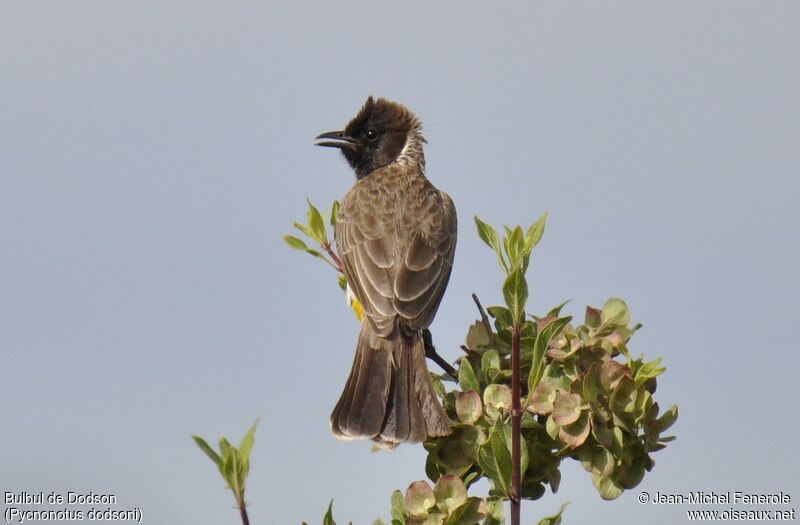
[315,130,358,149]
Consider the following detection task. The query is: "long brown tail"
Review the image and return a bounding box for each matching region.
[330,322,452,446]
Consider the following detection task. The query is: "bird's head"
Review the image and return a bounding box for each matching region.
[315,96,426,178]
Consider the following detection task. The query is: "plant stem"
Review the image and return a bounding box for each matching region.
[510,323,522,525]
[422,329,458,380]
[237,495,250,525]
[321,240,344,273]
[471,293,495,346]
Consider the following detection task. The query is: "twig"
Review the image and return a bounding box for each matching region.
[321,240,344,273]
[471,293,495,345]
[422,329,458,380]
[237,497,250,525]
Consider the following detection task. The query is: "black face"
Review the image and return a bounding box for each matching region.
[315,97,412,178]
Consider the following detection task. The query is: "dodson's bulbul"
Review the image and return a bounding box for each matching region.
[315,97,456,447]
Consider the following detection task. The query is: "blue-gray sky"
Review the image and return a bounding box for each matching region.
[1,2,798,524]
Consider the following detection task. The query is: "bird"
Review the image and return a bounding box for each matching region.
[315,96,456,447]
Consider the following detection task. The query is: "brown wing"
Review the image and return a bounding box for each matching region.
[393,191,457,329]
[335,184,456,337]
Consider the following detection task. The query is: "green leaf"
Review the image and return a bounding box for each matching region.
[522,213,558,272]
[527,316,571,402]
[521,213,547,272]
[481,350,501,377]
[464,321,491,351]
[655,404,679,434]
[330,200,341,226]
[232,448,245,492]
[592,473,624,500]
[191,435,222,468]
[443,499,485,525]
[455,391,483,424]
[293,221,316,239]
[618,462,647,490]
[504,225,525,269]
[578,445,615,476]
[502,268,528,323]
[477,443,503,496]
[545,415,560,440]
[283,234,310,251]
[634,356,666,385]
[585,306,602,328]
[433,475,468,514]
[601,298,630,327]
[525,212,548,254]
[474,215,508,273]
[405,481,436,516]
[323,499,336,525]
[238,418,259,476]
[599,360,628,391]
[457,358,480,393]
[284,234,337,268]
[500,417,528,477]
[428,430,474,473]
[528,382,557,415]
[552,391,584,426]
[612,426,625,454]
[458,425,482,463]
[490,422,513,495]
[483,498,504,525]
[546,300,570,318]
[478,420,513,497]
[473,215,497,249]
[521,480,546,501]
[580,365,605,402]
[520,319,535,339]
[221,446,238,492]
[486,306,512,330]
[536,502,569,525]
[421,513,446,525]
[219,437,232,457]
[390,490,408,523]
[306,198,327,243]
[610,376,637,417]
[431,374,446,399]
[483,384,512,412]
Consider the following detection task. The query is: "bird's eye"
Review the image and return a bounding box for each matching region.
[365,129,379,141]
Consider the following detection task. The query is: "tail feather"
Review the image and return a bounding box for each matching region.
[330,322,452,445]
[380,343,412,442]
[331,327,392,439]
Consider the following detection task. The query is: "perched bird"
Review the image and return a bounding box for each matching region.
[315,97,456,447]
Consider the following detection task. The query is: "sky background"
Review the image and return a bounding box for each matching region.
[1,2,798,524]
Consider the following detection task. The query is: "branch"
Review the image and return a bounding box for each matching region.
[422,329,458,380]
[321,240,344,273]
[471,293,495,346]
[510,324,522,525]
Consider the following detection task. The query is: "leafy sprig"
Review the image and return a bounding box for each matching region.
[192,419,259,525]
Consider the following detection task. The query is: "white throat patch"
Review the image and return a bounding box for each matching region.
[395,133,423,170]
